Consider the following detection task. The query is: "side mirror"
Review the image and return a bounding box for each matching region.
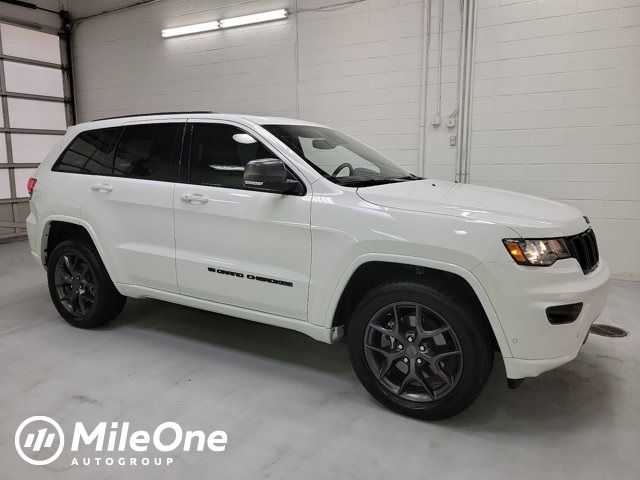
[243,158,299,194]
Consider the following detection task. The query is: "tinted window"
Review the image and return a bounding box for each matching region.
[54,128,118,174]
[189,124,274,189]
[113,124,180,181]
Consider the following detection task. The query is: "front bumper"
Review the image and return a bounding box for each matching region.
[473,257,609,379]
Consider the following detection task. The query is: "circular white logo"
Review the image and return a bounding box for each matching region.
[15,416,65,466]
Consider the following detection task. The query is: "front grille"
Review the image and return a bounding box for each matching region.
[565,228,599,274]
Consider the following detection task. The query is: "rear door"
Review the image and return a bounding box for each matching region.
[173,120,312,320]
[49,127,119,233]
[82,121,184,292]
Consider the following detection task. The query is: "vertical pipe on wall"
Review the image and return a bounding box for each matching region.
[454,0,468,182]
[434,0,444,125]
[294,0,300,119]
[59,9,76,125]
[417,0,431,177]
[455,0,477,183]
[462,0,478,183]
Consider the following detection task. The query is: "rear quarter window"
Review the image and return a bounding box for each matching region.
[52,128,119,174]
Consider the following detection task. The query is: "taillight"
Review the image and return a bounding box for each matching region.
[27,177,37,196]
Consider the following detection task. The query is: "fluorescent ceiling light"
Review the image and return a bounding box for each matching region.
[162,9,288,38]
[219,9,288,28]
[162,20,220,38]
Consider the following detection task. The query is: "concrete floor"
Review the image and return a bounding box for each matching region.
[1,240,638,480]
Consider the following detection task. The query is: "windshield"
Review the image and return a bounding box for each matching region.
[262,124,420,186]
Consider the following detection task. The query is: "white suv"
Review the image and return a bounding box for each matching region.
[26,112,609,419]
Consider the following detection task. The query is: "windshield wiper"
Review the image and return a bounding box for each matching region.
[336,175,422,187]
[336,178,401,187]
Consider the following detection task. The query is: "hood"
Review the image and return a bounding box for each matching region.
[357,179,588,238]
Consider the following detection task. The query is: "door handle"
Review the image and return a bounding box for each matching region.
[91,183,113,192]
[181,193,209,204]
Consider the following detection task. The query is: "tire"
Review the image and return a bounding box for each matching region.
[347,279,494,420]
[47,239,126,328]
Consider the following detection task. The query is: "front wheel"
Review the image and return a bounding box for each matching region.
[47,239,126,328]
[347,280,494,420]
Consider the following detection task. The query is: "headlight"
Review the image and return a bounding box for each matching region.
[503,238,571,266]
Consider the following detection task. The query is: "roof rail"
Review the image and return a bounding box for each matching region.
[91,111,215,121]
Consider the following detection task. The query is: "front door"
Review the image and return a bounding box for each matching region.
[174,121,312,320]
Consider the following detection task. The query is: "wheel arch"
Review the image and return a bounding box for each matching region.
[41,216,117,282]
[325,254,513,357]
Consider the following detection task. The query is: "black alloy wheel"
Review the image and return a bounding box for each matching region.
[47,239,126,328]
[348,280,494,420]
[363,302,463,402]
[54,251,97,317]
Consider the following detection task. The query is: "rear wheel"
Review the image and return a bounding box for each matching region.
[347,279,494,420]
[47,239,126,328]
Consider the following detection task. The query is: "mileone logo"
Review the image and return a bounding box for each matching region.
[15,416,227,467]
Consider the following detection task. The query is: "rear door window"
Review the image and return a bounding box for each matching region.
[113,123,181,182]
[53,128,118,174]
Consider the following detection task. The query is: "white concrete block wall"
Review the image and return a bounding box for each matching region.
[423,0,464,180]
[71,0,297,118]
[70,0,427,171]
[469,0,640,280]
[296,0,425,170]
[68,0,640,279]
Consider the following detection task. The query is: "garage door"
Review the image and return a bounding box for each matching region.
[0,21,71,241]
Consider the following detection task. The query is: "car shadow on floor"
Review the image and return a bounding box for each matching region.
[104,297,352,376]
[104,297,617,433]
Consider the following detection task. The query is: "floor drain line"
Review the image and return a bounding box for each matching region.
[589,324,628,338]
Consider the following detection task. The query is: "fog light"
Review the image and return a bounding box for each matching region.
[546,303,583,325]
